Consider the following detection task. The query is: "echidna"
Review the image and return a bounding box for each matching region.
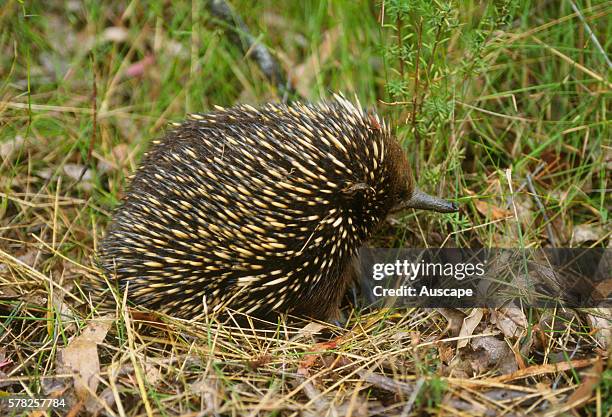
[96,95,458,320]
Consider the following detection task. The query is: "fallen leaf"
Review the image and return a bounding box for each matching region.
[457,308,484,349]
[491,305,527,338]
[0,136,25,159]
[246,354,272,371]
[571,224,606,244]
[63,163,92,182]
[143,363,162,386]
[475,200,511,220]
[37,167,54,180]
[470,335,517,374]
[438,342,455,364]
[57,317,112,404]
[438,308,466,337]
[130,310,163,322]
[587,308,611,349]
[63,163,94,190]
[297,340,338,376]
[293,322,327,341]
[102,26,128,43]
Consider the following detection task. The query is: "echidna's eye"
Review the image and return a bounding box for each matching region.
[394,184,410,202]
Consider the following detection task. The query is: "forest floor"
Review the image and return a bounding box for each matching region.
[1,1,610,416]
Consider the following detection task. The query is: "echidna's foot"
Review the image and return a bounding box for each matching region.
[349,286,359,309]
[330,313,349,329]
[357,270,379,306]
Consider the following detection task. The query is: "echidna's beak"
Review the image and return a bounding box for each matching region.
[394,188,459,213]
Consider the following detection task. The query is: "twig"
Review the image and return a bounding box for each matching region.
[492,356,601,384]
[396,13,404,79]
[357,369,415,396]
[504,161,546,208]
[399,377,425,417]
[569,0,612,70]
[377,99,414,106]
[206,0,296,102]
[505,168,525,244]
[525,174,557,246]
[411,17,423,175]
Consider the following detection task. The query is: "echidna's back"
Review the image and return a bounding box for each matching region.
[96,97,403,319]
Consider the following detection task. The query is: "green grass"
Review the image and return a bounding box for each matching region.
[1,0,610,415]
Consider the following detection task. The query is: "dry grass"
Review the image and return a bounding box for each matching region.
[1,0,610,415]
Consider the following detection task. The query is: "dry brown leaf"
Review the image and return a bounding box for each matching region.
[143,363,162,386]
[491,305,527,338]
[57,317,112,403]
[130,310,164,323]
[571,223,606,244]
[63,163,92,182]
[438,343,455,364]
[457,308,484,349]
[475,200,511,220]
[293,322,327,341]
[471,335,517,375]
[246,354,272,371]
[297,340,338,376]
[593,279,612,302]
[102,26,128,43]
[0,136,25,159]
[438,308,466,337]
[587,308,612,349]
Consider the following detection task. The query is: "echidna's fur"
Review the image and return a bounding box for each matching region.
[97,95,415,320]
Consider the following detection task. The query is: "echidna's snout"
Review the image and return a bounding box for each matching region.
[393,187,459,213]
